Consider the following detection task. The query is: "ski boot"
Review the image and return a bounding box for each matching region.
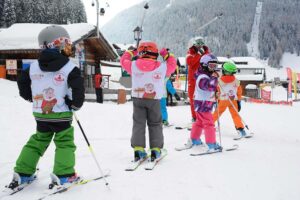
[207,143,223,153]
[238,128,247,137]
[134,146,147,162]
[234,128,251,140]
[7,172,36,190]
[49,173,80,189]
[150,148,161,162]
[185,138,204,148]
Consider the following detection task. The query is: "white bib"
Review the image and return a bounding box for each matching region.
[131,61,167,100]
[30,60,76,114]
[219,79,240,100]
[194,74,216,102]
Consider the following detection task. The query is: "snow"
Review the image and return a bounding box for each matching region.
[0,23,95,50]
[177,57,186,66]
[0,78,300,200]
[280,52,300,71]
[245,84,257,89]
[166,0,175,8]
[247,1,263,58]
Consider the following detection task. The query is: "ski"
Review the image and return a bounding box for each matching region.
[190,144,239,156]
[125,156,148,171]
[233,133,254,140]
[164,124,174,128]
[1,172,38,198]
[144,149,167,170]
[175,126,192,130]
[175,126,191,130]
[175,122,193,130]
[37,173,110,200]
[175,144,193,151]
[1,180,36,198]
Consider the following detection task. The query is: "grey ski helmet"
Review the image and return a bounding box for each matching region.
[38,25,70,48]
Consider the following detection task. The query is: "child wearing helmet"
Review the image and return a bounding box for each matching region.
[186,37,210,122]
[212,62,249,139]
[161,77,181,126]
[181,54,222,152]
[8,25,84,190]
[120,41,176,162]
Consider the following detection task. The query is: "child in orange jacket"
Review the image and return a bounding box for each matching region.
[213,62,249,139]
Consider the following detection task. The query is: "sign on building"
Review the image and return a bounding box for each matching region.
[6,60,17,75]
[274,77,281,85]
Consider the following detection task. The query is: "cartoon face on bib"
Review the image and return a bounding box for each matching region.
[41,87,57,114]
[143,83,156,99]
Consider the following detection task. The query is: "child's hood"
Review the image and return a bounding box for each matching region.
[220,75,236,83]
[135,58,161,72]
[38,49,69,72]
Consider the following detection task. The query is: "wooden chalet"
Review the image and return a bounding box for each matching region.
[0,23,118,92]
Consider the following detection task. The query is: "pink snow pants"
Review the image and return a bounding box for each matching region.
[190,112,216,144]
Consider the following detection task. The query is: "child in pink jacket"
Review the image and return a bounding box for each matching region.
[120,41,176,162]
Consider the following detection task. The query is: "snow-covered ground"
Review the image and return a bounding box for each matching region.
[0,78,300,200]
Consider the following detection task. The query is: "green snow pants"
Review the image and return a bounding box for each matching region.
[14,126,76,176]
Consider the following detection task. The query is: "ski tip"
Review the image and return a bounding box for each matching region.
[175,127,183,129]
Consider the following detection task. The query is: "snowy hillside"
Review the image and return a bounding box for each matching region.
[0,79,300,200]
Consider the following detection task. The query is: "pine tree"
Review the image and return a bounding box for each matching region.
[0,0,4,26]
[2,0,17,27]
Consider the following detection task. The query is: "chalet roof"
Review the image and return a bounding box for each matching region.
[0,23,118,60]
[113,43,136,50]
[0,23,95,50]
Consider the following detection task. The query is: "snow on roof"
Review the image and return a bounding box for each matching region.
[236,74,264,81]
[0,23,95,50]
[231,57,266,69]
[114,43,135,50]
[245,84,257,89]
[217,57,232,63]
[177,57,186,66]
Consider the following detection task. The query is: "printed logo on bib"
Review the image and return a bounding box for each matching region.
[134,72,144,78]
[228,90,236,100]
[152,72,162,82]
[31,74,44,80]
[53,73,65,86]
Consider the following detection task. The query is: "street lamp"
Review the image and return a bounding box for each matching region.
[133,2,149,48]
[133,26,143,48]
[91,0,106,38]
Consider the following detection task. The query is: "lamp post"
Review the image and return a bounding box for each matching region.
[91,0,106,38]
[133,26,143,48]
[133,2,149,48]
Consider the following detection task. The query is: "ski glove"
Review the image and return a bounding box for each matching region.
[160,48,170,60]
[65,96,81,111]
[237,100,241,112]
[174,93,181,101]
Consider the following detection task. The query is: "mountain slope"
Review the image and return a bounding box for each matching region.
[102,0,300,67]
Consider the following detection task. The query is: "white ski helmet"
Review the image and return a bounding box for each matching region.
[38,25,71,49]
[188,36,205,48]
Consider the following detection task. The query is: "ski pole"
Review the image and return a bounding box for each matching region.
[218,84,251,131]
[215,100,222,146]
[73,112,110,187]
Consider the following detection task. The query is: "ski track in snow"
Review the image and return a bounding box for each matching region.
[247,1,263,58]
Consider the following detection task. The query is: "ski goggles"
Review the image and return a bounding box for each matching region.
[207,62,218,71]
[40,37,72,49]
